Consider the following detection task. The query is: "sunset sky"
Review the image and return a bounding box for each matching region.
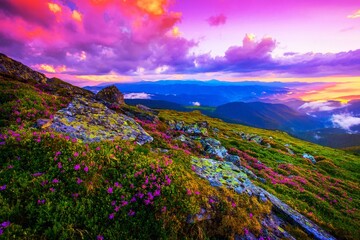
[0,0,360,101]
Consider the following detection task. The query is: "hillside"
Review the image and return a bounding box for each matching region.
[213,102,322,131]
[123,99,360,149]
[0,54,359,239]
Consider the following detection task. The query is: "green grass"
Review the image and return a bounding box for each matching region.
[158,110,360,239]
[0,76,359,239]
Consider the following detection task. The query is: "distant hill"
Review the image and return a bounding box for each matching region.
[85,82,290,106]
[213,101,322,131]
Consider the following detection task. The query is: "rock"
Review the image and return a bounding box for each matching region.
[303,153,316,164]
[158,148,169,153]
[287,148,295,155]
[209,179,223,187]
[260,214,296,240]
[260,189,336,240]
[235,186,245,194]
[191,156,336,240]
[258,177,267,184]
[259,192,267,202]
[50,97,152,145]
[175,121,185,131]
[168,120,209,136]
[95,85,124,106]
[251,136,263,145]
[239,166,258,179]
[187,208,211,223]
[225,154,240,163]
[201,138,228,158]
[135,132,154,145]
[176,134,188,142]
[36,119,52,129]
[185,123,208,136]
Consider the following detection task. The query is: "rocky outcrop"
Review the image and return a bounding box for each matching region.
[201,138,228,158]
[200,137,240,164]
[0,53,47,83]
[303,153,316,164]
[168,120,209,136]
[95,85,124,107]
[191,156,336,240]
[49,97,153,145]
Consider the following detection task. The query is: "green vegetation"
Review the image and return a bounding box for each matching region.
[0,74,359,239]
[159,110,360,239]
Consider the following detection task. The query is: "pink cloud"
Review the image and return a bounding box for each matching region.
[207,14,227,26]
[1,0,360,83]
[225,34,276,61]
[0,0,198,79]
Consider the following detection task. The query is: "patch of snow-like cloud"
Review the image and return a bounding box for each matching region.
[192,101,201,106]
[299,101,345,112]
[124,92,152,99]
[331,113,360,132]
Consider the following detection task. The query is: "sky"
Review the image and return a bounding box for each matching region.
[0,0,360,101]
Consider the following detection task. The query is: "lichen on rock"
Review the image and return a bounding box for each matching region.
[49,97,153,145]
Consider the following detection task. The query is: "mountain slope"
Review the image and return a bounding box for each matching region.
[214,101,322,131]
[0,54,359,240]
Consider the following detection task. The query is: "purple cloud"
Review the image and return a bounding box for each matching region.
[0,0,360,82]
[207,14,227,26]
[191,35,360,77]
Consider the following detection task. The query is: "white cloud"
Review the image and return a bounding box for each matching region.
[124,92,152,99]
[331,113,360,131]
[314,134,322,140]
[299,101,344,112]
[192,101,201,106]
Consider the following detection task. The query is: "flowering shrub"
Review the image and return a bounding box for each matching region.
[0,77,359,239]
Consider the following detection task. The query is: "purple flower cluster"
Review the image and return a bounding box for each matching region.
[0,221,11,235]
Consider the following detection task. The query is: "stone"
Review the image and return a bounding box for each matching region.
[235,186,245,194]
[201,138,228,159]
[36,119,53,129]
[225,154,241,163]
[168,120,209,136]
[259,192,267,202]
[258,177,267,184]
[176,134,188,142]
[49,97,152,145]
[191,155,336,240]
[187,208,211,223]
[209,179,223,187]
[95,85,124,106]
[303,153,316,164]
[287,148,295,155]
[135,132,154,145]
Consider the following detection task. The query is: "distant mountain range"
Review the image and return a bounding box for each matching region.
[85,81,327,107]
[122,98,360,149]
[85,79,360,149]
[213,102,322,131]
